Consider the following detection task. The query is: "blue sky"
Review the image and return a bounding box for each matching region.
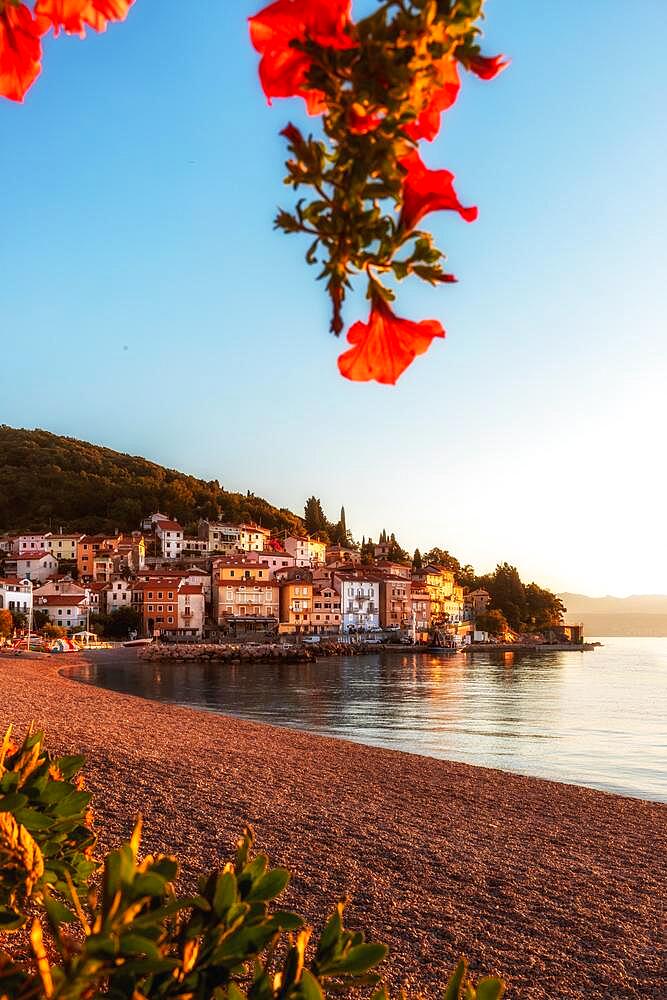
[2,0,666,596]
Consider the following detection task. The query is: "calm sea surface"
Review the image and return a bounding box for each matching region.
[68,637,667,803]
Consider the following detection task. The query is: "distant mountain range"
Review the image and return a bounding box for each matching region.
[559,593,667,637]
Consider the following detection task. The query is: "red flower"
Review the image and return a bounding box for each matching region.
[0,2,42,102]
[468,53,509,80]
[399,149,477,231]
[338,294,445,385]
[249,0,354,115]
[34,0,134,37]
[405,56,460,142]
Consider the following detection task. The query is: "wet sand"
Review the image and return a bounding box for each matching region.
[1,652,665,998]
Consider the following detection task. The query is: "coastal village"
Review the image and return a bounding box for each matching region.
[0,513,582,648]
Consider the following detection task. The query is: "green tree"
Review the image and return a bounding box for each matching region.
[422,548,461,574]
[304,496,328,535]
[104,606,142,639]
[476,609,510,637]
[412,548,422,570]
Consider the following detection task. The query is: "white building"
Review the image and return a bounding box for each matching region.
[284,535,327,567]
[335,574,380,632]
[178,584,205,637]
[14,551,59,584]
[34,593,88,630]
[105,579,132,614]
[0,578,33,616]
[198,521,242,554]
[155,520,184,559]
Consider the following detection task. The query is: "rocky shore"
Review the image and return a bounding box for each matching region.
[1,653,665,999]
[139,641,376,663]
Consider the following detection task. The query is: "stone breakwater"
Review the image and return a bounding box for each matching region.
[2,653,665,1000]
[138,642,375,663]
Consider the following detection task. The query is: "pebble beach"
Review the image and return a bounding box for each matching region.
[1,652,665,999]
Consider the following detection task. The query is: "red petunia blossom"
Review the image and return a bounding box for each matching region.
[0,2,42,102]
[338,294,445,385]
[249,0,354,115]
[468,53,509,80]
[34,0,134,37]
[404,56,460,142]
[399,149,477,231]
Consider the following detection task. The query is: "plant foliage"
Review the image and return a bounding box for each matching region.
[0,728,505,1000]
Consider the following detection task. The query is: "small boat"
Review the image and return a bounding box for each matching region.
[123,638,153,647]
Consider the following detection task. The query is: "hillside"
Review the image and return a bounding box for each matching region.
[559,593,667,637]
[0,425,304,537]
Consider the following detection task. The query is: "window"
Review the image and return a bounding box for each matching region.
[157,605,163,612]
[158,592,163,599]
[168,592,174,599]
[167,616,174,624]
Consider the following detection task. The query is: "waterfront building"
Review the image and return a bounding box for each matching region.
[333,572,380,632]
[34,593,88,630]
[378,573,411,629]
[132,580,181,637]
[177,584,205,637]
[311,585,341,633]
[181,538,209,557]
[279,575,314,634]
[211,557,279,631]
[0,577,33,616]
[412,564,455,625]
[410,582,432,634]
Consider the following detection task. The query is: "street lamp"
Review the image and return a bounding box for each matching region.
[22,579,33,651]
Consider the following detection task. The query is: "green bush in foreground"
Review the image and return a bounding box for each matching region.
[0,728,505,1000]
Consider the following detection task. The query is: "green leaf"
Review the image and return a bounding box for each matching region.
[476,978,505,1000]
[329,943,388,975]
[118,933,162,960]
[0,792,28,812]
[247,867,290,901]
[300,969,324,1000]
[444,959,468,1000]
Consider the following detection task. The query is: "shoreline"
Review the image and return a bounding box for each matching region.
[1,653,665,999]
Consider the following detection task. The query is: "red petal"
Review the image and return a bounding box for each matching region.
[0,4,42,102]
[400,150,477,231]
[249,0,354,113]
[468,53,509,80]
[338,297,444,385]
[34,0,134,36]
[404,57,460,142]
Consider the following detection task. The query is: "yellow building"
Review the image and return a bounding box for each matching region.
[279,579,313,633]
[46,533,82,562]
[413,565,455,624]
[238,524,271,552]
[212,558,278,625]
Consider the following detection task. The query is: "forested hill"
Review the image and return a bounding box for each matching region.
[0,426,304,537]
